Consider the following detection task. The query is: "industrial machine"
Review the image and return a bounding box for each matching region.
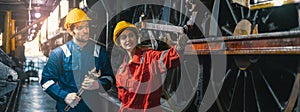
[103,0,300,111]
[36,0,300,111]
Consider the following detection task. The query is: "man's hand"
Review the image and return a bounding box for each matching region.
[176,34,189,51]
[81,75,100,90]
[64,93,80,108]
[81,68,101,90]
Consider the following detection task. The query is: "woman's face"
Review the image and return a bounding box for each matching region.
[119,29,137,52]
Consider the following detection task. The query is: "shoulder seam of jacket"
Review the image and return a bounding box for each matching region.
[94,44,101,57]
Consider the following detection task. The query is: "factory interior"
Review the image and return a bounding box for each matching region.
[0,0,300,111]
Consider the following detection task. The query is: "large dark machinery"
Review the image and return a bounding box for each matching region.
[40,0,300,111]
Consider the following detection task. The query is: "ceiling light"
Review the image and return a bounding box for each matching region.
[35,12,41,18]
[33,24,37,28]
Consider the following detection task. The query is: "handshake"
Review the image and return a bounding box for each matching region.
[64,68,101,109]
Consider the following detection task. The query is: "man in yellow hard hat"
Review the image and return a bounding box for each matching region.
[41,8,115,112]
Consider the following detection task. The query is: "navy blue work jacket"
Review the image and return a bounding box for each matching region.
[41,40,114,112]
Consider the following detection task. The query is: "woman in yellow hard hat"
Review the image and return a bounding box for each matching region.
[113,21,188,112]
[41,8,115,112]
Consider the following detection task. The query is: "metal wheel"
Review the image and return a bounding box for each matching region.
[208,1,300,111]
[210,56,299,112]
[162,55,202,111]
[219,0,260,36]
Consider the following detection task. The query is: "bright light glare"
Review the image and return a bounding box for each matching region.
[33,24,37,28]
[274,0,284,6]
[35,13,41,18]
[28,36,32,40]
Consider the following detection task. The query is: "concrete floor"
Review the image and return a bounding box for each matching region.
[17,81,56,112]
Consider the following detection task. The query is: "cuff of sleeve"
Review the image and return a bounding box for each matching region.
[45,85,69,103]
[60,90,68,103]
[98,78,112,92]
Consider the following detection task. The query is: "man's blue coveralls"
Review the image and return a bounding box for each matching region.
[41,40,115,112]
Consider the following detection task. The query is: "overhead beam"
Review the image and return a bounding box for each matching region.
[0,5,52,11]
[185,30,300,55]
[11,16,47,39]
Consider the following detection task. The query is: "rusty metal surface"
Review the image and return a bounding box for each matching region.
[138,22,184,33]
[136,22,300,55]
[185,30,300,55]
[232,0,300,10]
[250,0,300,10]
[232,0,250,8]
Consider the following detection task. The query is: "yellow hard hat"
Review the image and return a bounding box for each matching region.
[64,8,91,29]
[113,21,139,46]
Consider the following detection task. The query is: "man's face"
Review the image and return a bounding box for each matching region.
[72,21,90,42]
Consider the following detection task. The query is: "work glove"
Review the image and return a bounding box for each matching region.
[81,68,101,90]
[176,33,189,52]
[64,93,80,108]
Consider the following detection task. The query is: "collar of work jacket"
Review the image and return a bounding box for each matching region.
[71,39,94,52]
[124,48,145,65]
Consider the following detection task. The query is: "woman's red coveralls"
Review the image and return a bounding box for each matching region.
[116,47,181,112]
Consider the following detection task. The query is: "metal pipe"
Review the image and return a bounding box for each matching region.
[221,26,233,35]
[228,70,242,111]
[28,0,32,25]
[240,7,244,19]
[4,11,12,54]
[209,0,220,36]
[11,19,15,52]
[89,38,106,46]
[259,69,284,110]
[100,0,109,50]
[250,71,262,112]
[225,0,238,24]
[12,16,47,39]
[179,0,183,24]
[139,22,184,33]
[10,80,21,112]
[64,69,100,111]
[189,30,300,43]
[64,88,84,111]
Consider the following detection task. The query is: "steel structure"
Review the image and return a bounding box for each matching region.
[90,0,300,111]
[27,0,300,111]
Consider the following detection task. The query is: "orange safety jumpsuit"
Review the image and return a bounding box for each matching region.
[116,47,181,112]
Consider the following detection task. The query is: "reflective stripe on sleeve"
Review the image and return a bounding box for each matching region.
[101,76,114,84]
[60,45,71,57]
[94,44,101,57]
[160,50,168,72]
[160,50,168,82]
[119,64,124,73]
[140,51,146,64]
[42,80,55,91]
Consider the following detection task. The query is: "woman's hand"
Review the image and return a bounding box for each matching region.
[176,34,189,52]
